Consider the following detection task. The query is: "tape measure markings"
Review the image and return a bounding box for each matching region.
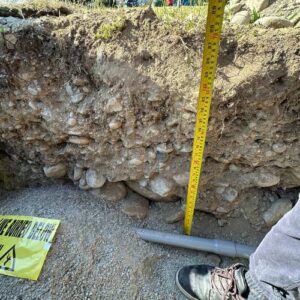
[184,0,226,235]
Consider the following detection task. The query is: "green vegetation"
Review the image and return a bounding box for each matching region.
[250,8,261,23]
[3,0,208,33]
[95,16,126,38]
[0,27,7,33]
[154,5,207,32]
[252,28,258,37]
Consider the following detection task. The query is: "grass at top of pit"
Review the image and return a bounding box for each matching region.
[1,0,216,33]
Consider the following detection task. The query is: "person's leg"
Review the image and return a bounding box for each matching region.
[246,195,300,300]
[176,195,300,300]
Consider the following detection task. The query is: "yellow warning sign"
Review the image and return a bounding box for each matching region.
[0,215,60,280]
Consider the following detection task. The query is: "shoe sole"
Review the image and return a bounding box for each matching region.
[175,269,199,300]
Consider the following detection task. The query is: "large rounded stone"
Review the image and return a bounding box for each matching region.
[231,11,251,25]
[90,182,127,201]
[43,164,67,179]
[126,180,178,202]
[254,173,280,187]
[149,176,178,199]
[255,17,293,29]
[86,169,106,188]
[121,193,149,219]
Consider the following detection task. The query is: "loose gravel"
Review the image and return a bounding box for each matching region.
[0,184,262,299]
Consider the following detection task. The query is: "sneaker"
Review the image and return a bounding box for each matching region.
[176,263,249,300]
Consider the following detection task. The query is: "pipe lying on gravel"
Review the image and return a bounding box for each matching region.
[135,228,256,259]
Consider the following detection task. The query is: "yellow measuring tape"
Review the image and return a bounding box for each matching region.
[184,0,226,235]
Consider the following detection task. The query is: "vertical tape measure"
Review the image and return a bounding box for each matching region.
[184,0,226,235]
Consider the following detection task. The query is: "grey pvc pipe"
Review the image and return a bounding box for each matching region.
[135,228,256,259]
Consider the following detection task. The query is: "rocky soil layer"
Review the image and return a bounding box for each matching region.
[0,5,300,229]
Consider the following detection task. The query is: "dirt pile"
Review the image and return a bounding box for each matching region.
[0,6,299,229]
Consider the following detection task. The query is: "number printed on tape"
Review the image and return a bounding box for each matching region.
[0,215,60,280]
[184,0,226,235]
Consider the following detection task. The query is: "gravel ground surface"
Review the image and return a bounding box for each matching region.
[0,184,265,300]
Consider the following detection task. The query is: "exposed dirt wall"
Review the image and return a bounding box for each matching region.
[0,8,299,228]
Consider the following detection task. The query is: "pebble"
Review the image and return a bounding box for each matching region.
[109,120,122,130]
[255,17,293,29]
[156,143,173,154]
[149,176,178,199]
[73,166,83,181]
[79,172,90,190]
[43,163,67,178]
[265,150,274,157]
[172,172,190,187]
[263,198,292,226]
[166,118,178,128]
[129,158,143,166]
[216,207,229,213]
[254,172,280,187]
[105,97,123,113]
[272,143,287,154]
[72,77,87,87]
[165,208,184,224]
[216,187,225,195]
[27,81,41,96]
[67,118,77,126]
[147,150,156,161]
[86,169,106,188]
[214,180,229,188]
[179,143,192,153]
[121,193,149,219]
[90,182,127,202]
[71,93,85,104]
[229,164,240,172]
[4,34,17,49]
[68,136,91,145]
[231,11,251,25]
[222,187,238,202]
[65,82,73,96]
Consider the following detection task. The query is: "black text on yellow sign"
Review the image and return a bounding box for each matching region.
[0,215,60,280]
[184,0,226,235]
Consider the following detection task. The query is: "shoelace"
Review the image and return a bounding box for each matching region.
[209,263,245,300]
